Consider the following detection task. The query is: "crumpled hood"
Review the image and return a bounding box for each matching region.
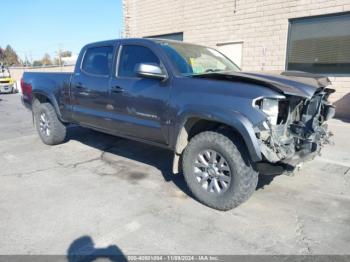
[241,71,331,98]
[195,70,332,99]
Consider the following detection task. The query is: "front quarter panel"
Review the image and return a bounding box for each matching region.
[170,77,283,161]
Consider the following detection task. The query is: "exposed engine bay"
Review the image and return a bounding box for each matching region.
[191,70,336,170]
[255,87,336,167]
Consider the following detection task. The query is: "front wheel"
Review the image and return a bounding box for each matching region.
[33,101,66,145]
[182,131,258,211]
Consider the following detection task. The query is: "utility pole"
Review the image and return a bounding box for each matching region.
[29,52,33,66]
[57,48,62,67]
[57,43,63,69]
[24,52,28,67]
[24,54,28,67]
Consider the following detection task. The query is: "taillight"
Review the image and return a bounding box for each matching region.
[20,78,32,99]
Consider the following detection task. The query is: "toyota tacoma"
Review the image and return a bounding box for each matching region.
[21,39,335,210]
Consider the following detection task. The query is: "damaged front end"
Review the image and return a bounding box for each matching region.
[254,87,335,172]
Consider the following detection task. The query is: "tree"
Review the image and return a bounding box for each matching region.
[0,45,20,66]
[55,50,72,66]
[0,47,4,62]
[41,53,52,66]
[33,60,43,67]
[23,56,32,67]
[53,58,60,65]
[60,50,72,57]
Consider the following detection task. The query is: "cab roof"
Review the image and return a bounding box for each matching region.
[84,38,202,48]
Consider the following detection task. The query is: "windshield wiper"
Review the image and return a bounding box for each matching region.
[185,70,224,77]
[205,69,222,73]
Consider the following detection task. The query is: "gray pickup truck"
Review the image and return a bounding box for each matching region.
[21,38,335,210]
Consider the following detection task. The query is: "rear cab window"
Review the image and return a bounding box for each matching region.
[82,46,114,76]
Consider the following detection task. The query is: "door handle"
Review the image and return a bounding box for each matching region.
[76,82,84,89]
[111,85,125,93]
[79,91,90,96]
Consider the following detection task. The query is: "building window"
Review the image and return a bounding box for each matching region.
[287,13,350,74]
[145,32,183,41]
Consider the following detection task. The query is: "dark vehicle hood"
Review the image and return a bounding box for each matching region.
[192,71,331,99]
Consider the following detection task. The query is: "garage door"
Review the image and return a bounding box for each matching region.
[145,32,183,41]
[217,42,243,68]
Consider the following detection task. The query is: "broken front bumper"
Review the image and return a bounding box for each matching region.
[256,89,335,171]
[257,135,328,175]
[260,123,333,165]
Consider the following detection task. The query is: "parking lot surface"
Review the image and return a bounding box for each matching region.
[0,94,350,255]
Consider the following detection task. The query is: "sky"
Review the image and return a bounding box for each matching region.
[1,0,123,62]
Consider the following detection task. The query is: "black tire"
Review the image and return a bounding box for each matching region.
[182,131,258,211]
[33,101,66,145]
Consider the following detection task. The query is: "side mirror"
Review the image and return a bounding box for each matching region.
[135,63,167,80]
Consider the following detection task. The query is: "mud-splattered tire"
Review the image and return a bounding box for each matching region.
[182,131,258,211]
[33,101,66,145]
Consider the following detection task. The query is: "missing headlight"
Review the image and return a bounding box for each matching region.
[255,98,290,126]
[255,98,279,125]
[277,100,289,125]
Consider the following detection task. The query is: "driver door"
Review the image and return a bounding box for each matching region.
[109,44,170,145]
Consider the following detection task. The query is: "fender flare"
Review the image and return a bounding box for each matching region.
[172,107,262,173]
[31,89,63,121]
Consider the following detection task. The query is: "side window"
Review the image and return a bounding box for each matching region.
[118,45,160,77]
[82,46,114,76]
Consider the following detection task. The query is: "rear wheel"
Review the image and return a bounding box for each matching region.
[33,101,66,145]
[182,131,258,211]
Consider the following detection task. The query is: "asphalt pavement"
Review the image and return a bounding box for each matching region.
[0,94,349,256]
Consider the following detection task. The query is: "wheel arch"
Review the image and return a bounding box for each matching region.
[32,90,63,121]
[172,110,262,174]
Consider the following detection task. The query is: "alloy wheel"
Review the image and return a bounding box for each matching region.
[194,150,232,195]
[39,112,51,137]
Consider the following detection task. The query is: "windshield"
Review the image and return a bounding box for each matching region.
[158,41,240,76]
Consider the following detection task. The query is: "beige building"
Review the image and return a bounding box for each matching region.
[123,0,350,118]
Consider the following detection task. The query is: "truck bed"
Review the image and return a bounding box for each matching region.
[21,72,72,107]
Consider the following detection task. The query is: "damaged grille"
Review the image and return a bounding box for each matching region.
[259,88,335,164]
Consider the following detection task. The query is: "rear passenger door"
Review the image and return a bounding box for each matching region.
[109,43,171,144]
[71,45,115,130]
